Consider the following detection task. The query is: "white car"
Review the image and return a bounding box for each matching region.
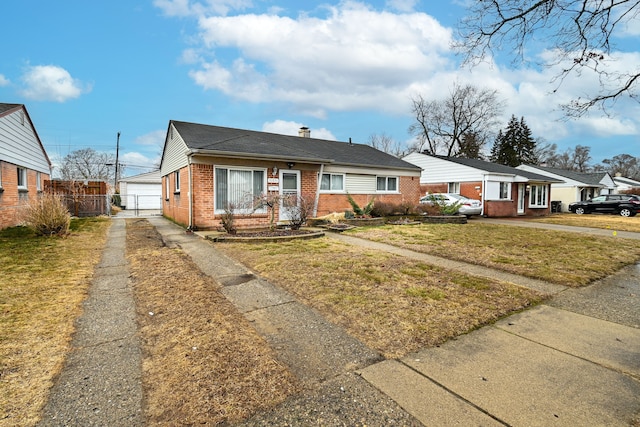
[420,193,482,217]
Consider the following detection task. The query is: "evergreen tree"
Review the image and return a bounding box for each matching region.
[490,115,537,167]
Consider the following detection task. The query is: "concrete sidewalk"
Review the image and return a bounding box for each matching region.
[39,219,143,426]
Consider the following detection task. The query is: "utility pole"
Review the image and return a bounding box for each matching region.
[115,131,120,191]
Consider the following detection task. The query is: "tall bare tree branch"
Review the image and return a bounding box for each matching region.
[455,0,640,117]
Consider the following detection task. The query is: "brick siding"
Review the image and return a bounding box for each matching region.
[0,161,50,229]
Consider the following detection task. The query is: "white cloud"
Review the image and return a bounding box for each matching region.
[187,2,452,115]
[121,151,161,171]
[135,130,167,147]
[161,1,640,147]
[20,65,90,102]
[153,0,252,17]
[262,119,336,140]
[0,74,9,86]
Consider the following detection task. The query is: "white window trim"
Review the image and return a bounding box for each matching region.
[214,166,267,214]
[448,182,460,194]
[376,176,399,193]
[528,184,548,208]
[0,161,3,189]
[498,182,511,200]
[17,167,27,190]
[36,172,41,191]
[174,171,180,193]
[319,173,345,193]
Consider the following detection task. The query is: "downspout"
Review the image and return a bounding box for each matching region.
[481,173,487,216]
[314,164,325,217]
[188,154,194,231]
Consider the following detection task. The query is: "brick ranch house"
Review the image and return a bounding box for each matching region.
[0,103,52,229]
[160,121,422,230]
[403,153,561,217]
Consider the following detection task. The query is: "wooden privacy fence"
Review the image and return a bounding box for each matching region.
[44,180,110,217]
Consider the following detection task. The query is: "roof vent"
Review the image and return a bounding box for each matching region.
[298,127,310,138]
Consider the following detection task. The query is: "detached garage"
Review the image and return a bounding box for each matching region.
[119,170,162,210]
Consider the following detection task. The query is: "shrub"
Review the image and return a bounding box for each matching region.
[346,194,374,217]
[282,195,315,230]
[220,204,237,234]
[111,193,121,207]
[22,194,71,236]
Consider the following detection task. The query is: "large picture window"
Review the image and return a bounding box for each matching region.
[529,184,548,207]
[215,167,266,213]
[377,176,398,192]
[320,173,344,192]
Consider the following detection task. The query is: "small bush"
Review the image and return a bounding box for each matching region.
[282,196,315,230]
[346,194,374,217]
[220,204,237,234]
[22,194,71,236]
[370,201,398,217]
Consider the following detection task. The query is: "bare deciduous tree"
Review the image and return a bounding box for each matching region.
[366,132,408,158]
[455,0,640,117]
[58,148,119,181]
[409,83,504,157]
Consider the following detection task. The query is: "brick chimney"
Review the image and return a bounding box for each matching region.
[298,127,310,138]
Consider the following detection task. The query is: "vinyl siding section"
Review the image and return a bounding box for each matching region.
[0,108,50,174]
[345,174,376,193]
[160,123,189,175]
[403,152,483,183]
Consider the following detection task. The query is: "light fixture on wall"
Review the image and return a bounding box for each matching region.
[287,162,295,169]
[272,166,278,175]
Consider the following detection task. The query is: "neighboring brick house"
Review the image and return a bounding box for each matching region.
[0,103,52,229]
[160,121,422,230]
[403,153,561,217]
[516,164,615,212]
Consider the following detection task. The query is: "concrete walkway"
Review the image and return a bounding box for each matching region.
[38,219,143,426]
[39,216,640,426]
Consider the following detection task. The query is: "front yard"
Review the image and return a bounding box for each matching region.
[531,212,640,233]
[3,217,639,425]
[344,222,640,287]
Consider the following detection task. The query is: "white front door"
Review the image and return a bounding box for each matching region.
[279,170,300,221]
[517,184,525,214]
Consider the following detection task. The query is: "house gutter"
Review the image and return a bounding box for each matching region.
[314,164,324,217]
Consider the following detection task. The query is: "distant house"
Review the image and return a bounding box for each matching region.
[516,165,615,212]
[0,103,52,229]
[159,121,422,230]
[118,170,162,210]
[402,153,560,217]
[612,175,640,193]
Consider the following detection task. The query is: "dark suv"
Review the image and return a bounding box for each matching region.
[568,194,640,217]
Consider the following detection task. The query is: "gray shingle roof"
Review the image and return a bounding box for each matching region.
[172,121,421,171]
[522,164,608,186]
[437,156,562,182]
[0,103,22,116]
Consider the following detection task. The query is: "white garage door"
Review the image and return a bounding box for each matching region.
[123,183,162,210]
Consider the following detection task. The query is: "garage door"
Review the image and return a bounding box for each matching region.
[122,183,162,210]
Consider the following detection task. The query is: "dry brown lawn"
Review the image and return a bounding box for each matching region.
[216,238,543,359]
[0,217,110,427]
[126,219,299,426]
[531,212,640,233]
[346,223,640,287]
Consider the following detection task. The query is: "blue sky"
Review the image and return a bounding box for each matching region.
[2,0,639,177]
